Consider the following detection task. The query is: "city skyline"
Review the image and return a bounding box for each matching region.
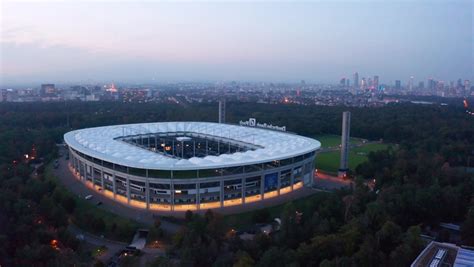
[1,0,473,86]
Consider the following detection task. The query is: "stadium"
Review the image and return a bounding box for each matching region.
[64,122,320,211]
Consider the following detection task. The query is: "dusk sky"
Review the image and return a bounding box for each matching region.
[1,0,472,86]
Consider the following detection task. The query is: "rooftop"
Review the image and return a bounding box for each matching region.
[64,122,321,170]
[411,241,474,267]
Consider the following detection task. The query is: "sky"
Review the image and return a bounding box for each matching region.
[0,0,472,86]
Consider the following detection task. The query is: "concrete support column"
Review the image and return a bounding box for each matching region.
[277,171,281,196]
[196,182,201,210]
[290,169,295,190]
[260,174,265,200]
[220,180,224,208]
[172,140,175,157]
[112,173,117,198]
[145,170,150,210]
[85,163,89,184]
[170,172,175,211]
[82,162,86,180]
[242,177,246,204]
[170,183,175,211]
[126,176,131,204]
[100,168,105,190]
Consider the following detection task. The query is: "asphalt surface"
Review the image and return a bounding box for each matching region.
[68,224,127,262]
[313,172,352,190]
[54,150,180,233]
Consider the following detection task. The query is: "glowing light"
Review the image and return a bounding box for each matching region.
[264,191,278,199]
[279,186,292,195]
[199,201,221,209]
[464,99,474,116]
[174,204,197,211]
[245,195,261,203]
[50,239,59,250]
[223,198,242,207]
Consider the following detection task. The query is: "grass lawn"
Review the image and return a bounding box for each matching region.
[316,143,391,173]
[314,135,365,149]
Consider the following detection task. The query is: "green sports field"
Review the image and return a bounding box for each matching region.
[314,134,365,149]
[315,141,390,173]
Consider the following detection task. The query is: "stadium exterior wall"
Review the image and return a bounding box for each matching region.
[67,146,316,211]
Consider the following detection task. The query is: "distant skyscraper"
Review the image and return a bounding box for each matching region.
[409,76,414,91]
[340,77,346,87]
[373,75,379,90]
[465,80,471,94]
[428,78,434,90]
[346,79,350,87]
[361,78,366,90]
[395,80,401,90]
[353,72,359,88]
[418,81,424,90]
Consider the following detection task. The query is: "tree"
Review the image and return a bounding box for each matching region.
[234,251,255,267]
[376,221,402,254]
[461,206,474,246]
[278,202,299,248]
[362,202,387,233]
[257,247,288,267]
[353,235,384,267]
[92,217,106,233]
[154,218,162,229]
[185,210,193,222]
[61,195,76,214]
[389,226,424,266]
[252,209,270,224]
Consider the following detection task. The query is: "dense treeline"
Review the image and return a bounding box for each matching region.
[0,101,473,266]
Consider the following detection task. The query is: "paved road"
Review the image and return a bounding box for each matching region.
[54,149,181,233]
[313,171,352,190]
[68,224,127,262]
[69,224,165,263]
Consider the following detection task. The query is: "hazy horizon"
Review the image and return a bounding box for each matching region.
[1,0,473,87]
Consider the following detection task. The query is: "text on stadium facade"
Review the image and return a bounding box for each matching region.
[239,118,286,131]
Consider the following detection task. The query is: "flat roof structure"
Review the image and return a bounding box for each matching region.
[411,241,474,267]
[64,122,321,170]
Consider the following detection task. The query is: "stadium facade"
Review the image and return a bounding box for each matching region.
[64,122,320,211]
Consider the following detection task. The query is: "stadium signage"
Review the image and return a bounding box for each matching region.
[239,118,286,131]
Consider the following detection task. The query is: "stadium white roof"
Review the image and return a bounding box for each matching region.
[64,122,321,170]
